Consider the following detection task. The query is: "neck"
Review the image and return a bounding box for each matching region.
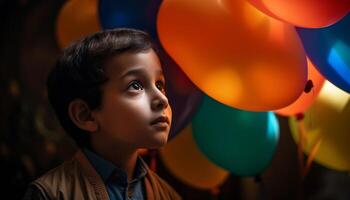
[90,135,139,182]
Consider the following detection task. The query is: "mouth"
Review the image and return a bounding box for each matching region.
[150,116,170,128]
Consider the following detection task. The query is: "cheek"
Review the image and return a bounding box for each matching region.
[103,97,151,132]
[123,98,150,120]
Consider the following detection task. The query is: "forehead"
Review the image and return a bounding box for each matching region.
[104,49,164,78]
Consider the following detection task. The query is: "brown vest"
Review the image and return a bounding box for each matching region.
[32,150,181,200]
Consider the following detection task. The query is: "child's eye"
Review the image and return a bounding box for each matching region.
[127,80,143,91]
[156,80,166,93]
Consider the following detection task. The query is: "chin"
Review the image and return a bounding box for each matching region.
[145,133,169,149]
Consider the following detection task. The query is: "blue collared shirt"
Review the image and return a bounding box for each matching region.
[83,149,147,200]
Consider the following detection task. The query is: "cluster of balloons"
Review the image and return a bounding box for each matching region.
[55,0,350,189]
[160,95,280,188]
[160,125,229,190]
[297,15,350,94]
[158,0,307,111]
[276,14,350,173]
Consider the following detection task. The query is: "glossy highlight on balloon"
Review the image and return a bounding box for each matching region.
[297,14,350,93]
[289,81,350,171]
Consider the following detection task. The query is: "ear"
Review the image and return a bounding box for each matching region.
[68,99,99,132]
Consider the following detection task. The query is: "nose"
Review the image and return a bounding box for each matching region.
[151,90,169,111]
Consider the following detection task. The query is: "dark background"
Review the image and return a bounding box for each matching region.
[1,0,350,199]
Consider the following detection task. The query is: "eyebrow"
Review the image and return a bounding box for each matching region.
[119,67,164,79]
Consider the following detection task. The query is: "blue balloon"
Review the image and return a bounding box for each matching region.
[99,0,161,38]
[192,95,280,176]
[297,14,350,93]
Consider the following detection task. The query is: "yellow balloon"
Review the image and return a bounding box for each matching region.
[160,125,229,190]
[157,0,307,111]
[56,0,100,49]
[289,81,350,171]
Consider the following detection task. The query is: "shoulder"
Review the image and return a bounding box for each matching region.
[36,157,79,185]
[146,170,182,200]
[148,170,172,189]
[30,156,82,198]
[27,150,109,200]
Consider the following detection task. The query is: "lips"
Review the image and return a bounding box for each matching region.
[150,116,170,125]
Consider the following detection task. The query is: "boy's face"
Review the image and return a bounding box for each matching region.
[92,49,172,149]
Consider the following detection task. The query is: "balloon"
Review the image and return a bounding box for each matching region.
[99,0,161,38]
[158,0,307,111]
[289,81,350,171]
[160,124,229,189]
[192,95,280,176]
[241,0,350,28]
[275,58,325,116]
[159,49,204,139]
[56,0,100,49]
[297,14,350,93]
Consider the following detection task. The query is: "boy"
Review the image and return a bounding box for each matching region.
[23,28,181,200]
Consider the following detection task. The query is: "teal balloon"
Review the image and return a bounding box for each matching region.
[192,95,279,176]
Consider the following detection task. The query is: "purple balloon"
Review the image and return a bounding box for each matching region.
[157,46,203,139]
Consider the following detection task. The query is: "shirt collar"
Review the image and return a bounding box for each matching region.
[83,148,147,184]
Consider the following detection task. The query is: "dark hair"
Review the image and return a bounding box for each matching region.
[47,28,155,148]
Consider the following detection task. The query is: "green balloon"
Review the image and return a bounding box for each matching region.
[192,95,279,176]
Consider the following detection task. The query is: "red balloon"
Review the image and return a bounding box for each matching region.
[239,0,350,28]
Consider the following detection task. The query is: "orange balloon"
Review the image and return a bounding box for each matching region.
[56,0,100,49]
[157,0,307,111]
[275,58,325,116]
[160,125,229,190]
[242,0,350,28]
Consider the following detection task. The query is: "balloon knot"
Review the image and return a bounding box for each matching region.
[295,113,305,121]
[304,80,314,93]
[254,175,262,183]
